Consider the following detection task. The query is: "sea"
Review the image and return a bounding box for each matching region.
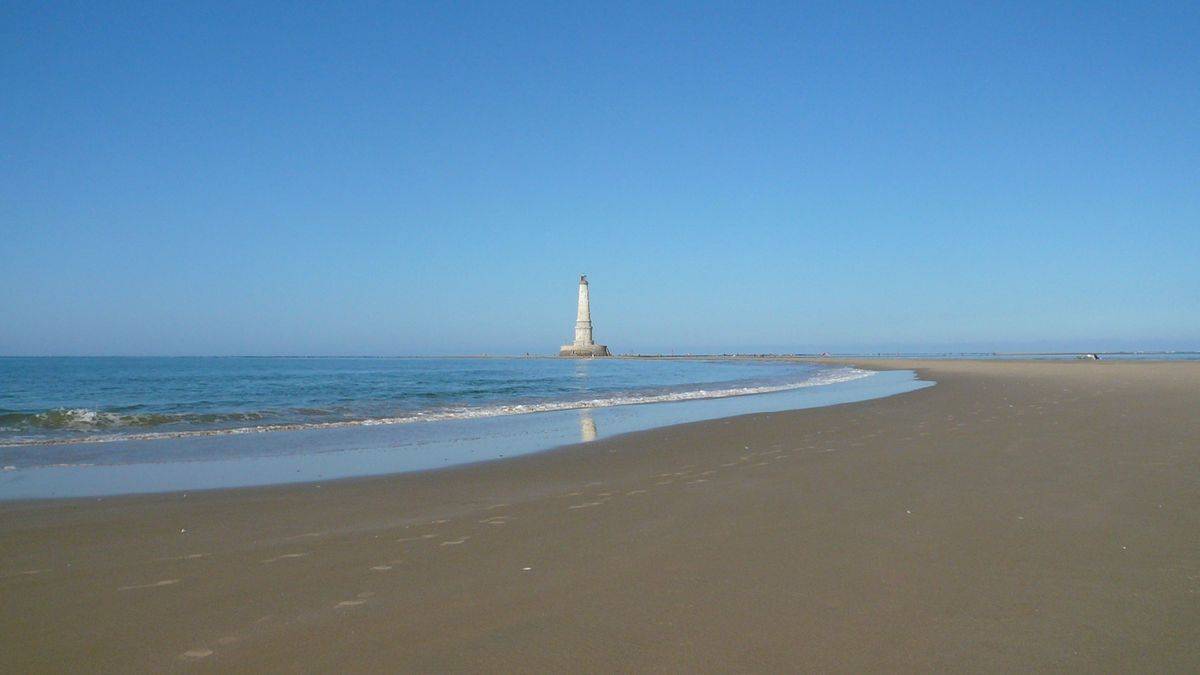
[0,357,930,499]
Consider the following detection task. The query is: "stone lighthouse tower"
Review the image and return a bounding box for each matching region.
[559,275,611,357]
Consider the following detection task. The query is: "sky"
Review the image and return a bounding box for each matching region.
[2,1,1198,356]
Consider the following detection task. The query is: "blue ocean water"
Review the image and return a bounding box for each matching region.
[0,357,867,447]
[0,357,932,499]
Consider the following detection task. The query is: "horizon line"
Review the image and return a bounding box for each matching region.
[2,350,1198,359]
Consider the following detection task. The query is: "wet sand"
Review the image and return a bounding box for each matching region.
[2,360,1198,672]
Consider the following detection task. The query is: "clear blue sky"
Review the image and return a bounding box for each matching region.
[2,2,1197,355]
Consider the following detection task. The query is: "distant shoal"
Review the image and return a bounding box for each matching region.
[1,359,1198,672]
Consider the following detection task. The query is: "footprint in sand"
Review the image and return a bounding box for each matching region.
[284,531,325,540]
[260,553,308,564]
[335,592,374,608]
[119,579,180,592]
[155,553,207,562]
[2,569,49,578]
[397,533,438,543]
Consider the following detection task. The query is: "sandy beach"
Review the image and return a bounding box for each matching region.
[2,359,1198,672]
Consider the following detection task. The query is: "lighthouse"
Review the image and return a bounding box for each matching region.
[559,275,611,357]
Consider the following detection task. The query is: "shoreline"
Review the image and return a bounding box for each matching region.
[0,369,926,506]
[0,362,872,450]
[2,359,1198,670]
[0,366,925,500]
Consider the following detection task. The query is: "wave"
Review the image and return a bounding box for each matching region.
[0,408,272,431]
[0,368,872,448]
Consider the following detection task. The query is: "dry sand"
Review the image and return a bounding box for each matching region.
[1,360,1198,672]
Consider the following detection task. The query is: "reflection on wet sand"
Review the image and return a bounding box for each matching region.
[580,410,597,442]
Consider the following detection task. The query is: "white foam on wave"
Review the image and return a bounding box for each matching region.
[38,408,124,429]
[0,367,873,448]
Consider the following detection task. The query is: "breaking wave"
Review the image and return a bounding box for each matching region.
[0,367,872,447]
[0,408,270,431]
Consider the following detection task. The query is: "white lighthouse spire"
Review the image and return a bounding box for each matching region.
[574,274,593,345]
[559,274,610,357]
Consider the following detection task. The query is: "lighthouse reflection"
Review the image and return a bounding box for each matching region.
[579,410,598,442]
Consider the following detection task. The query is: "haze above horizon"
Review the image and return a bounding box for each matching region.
[3,2,1197,356]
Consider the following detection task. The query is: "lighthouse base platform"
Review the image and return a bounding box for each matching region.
[559,344,611,357]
